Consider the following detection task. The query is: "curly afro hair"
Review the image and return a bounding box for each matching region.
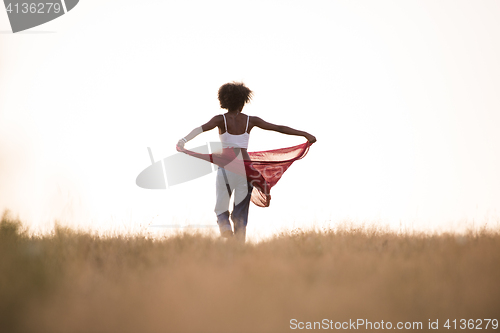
[218,82,253,111]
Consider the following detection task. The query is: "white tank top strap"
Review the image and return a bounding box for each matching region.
[245,115,250,132]
[221,114,227,131]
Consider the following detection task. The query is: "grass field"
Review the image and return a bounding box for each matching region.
[1,211,499,333]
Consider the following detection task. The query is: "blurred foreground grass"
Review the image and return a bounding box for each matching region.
[1,211,499,333]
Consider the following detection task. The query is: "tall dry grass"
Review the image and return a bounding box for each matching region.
[1,211,499,333]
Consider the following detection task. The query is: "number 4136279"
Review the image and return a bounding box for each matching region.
[444,319,498,330]
[5,3,62,14]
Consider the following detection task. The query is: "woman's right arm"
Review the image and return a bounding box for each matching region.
[252,117,316,143]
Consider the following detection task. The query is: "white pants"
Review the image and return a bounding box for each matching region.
[215,167,253,241]
[214,168,250,215]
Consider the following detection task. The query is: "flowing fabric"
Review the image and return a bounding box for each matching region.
[177,142,312,207]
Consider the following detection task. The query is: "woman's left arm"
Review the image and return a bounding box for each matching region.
[177,115,221,148]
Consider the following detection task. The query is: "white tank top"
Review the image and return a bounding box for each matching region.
[219,114,250,149]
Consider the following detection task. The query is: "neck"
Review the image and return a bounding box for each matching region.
[228,107,243,114]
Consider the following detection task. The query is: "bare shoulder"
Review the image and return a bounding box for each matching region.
[249,115,264,126]
[251,116,280,131]
[201,114,224,131]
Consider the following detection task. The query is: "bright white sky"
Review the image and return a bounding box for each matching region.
[1,0,500,237]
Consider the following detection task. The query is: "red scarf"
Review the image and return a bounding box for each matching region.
[177,142,312,207]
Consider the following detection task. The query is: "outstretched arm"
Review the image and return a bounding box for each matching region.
[252,117,317,143]
[177,115,221,148]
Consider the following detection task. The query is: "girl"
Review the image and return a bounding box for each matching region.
[177,82,316,242]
